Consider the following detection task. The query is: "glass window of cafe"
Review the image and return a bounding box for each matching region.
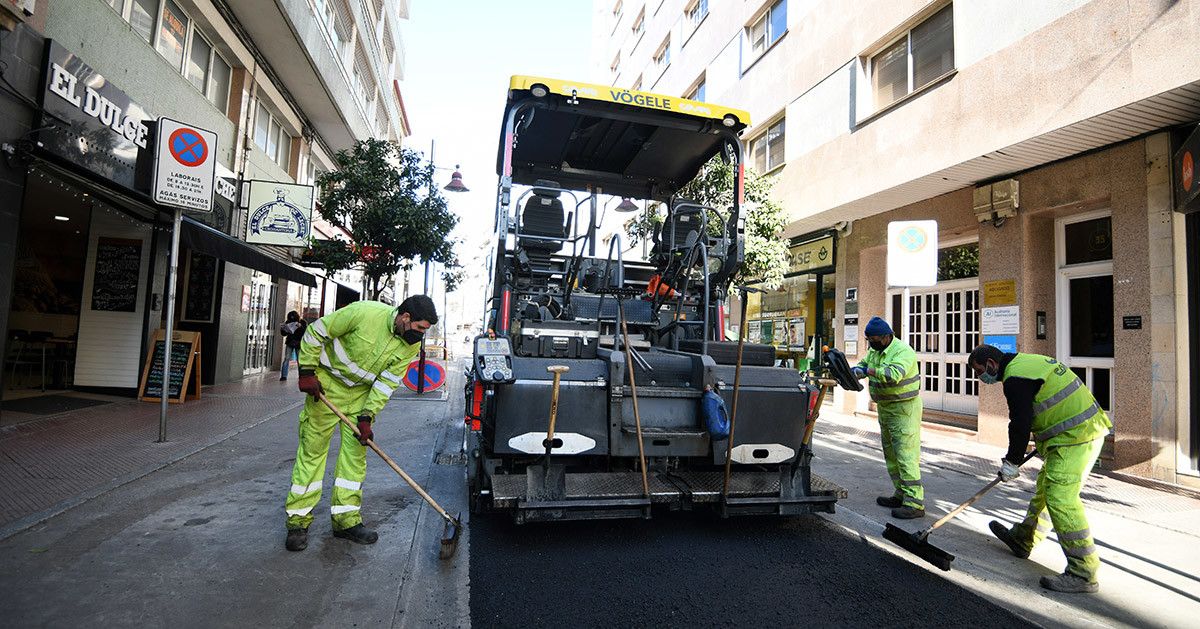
[743,273,836,360]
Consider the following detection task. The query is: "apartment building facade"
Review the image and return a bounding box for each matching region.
[0,0,409,420]
[592,0,1200,486]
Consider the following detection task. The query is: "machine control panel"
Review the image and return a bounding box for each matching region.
[474,336,515,383]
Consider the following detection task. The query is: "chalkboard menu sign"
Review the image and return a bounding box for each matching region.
[91,237,142,312]
[182,252,218,323]
[138,330,201,403]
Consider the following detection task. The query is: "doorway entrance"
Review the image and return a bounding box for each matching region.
[1055,212,1115,417]
[243,272,276,375]
[890,279,981,415]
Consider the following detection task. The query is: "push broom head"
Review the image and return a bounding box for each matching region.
[882,523,955,571]
[439,512,463,560]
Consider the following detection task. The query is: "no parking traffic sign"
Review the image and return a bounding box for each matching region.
[153,117,217,212]
[403,359,446,392]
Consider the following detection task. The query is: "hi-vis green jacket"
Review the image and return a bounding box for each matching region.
[857,338,921,404]
[299,301,420,419]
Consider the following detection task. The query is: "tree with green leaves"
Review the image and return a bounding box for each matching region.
[624,155,789,290]
[303,139,461,299]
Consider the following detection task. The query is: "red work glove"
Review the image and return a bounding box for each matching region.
[297,369,323,397]
[356,416,374,445]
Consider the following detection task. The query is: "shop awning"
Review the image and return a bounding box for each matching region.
[181,217,317,287]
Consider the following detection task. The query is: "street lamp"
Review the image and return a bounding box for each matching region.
[615,197,639,212]
[444,166,469,192]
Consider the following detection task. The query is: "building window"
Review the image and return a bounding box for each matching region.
[255,102,292,169]
[613,0,623,20]
[751,118,785,173]
[313,0,351,59]
[611,52,621,76]
[937,242,979,281]
[871,3,954,110]
[631,74,642,91]
[208,55,232,113]
[653,36,671,72]
[632,8,645,38]
[685,77,705,102]
[186,31,211,93]
[155,0,189,72]
[352,56,376,111]
[129,0,158,44]
[685,0,709,28]
[108,0,232,113]
[747,0,787,61]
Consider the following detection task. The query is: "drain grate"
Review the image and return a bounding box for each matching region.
[435,452,466,465]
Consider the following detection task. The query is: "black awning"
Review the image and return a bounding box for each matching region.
[181,217,317,287]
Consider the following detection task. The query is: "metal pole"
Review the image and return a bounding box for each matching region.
[415,139,437,393]
[158,207,182,442]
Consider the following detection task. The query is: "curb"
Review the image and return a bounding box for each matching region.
[0,399,303,542]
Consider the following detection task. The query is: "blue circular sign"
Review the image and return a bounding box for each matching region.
[404,360,446,391]
[897,226,928,253]
[169,127,208,167]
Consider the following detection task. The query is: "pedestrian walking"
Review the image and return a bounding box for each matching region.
[283,296,437,551]
[278,311,306,381]
[852,316,925,519]
[969,344,1112,593]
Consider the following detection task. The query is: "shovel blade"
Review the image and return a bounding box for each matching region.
[525,463,567,502]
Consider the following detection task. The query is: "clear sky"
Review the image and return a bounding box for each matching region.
[399,0,596,267]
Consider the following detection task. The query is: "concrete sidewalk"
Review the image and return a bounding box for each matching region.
[0,373,303,538]
[812,408,1200,629]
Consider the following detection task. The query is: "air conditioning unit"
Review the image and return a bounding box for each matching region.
[973,179,1020,223]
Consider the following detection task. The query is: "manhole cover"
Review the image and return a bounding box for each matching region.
[435,452,466,466]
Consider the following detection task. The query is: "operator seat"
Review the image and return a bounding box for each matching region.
[518,185,567,275]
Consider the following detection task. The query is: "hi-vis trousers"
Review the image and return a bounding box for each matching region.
[1007,436,1105,582]
[284,379,370,531]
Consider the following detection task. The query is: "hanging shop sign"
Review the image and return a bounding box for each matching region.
[1174,124,1200,214]
[887,220,938,287]
[786,235,835,275]
[41,40,152,191]
[245,180,315,247]
[153,117,217,212]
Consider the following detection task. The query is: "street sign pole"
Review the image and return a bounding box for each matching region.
[159,206,182,442]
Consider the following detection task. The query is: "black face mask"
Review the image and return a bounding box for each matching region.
[869,340,886,352]
[395,317,425,344]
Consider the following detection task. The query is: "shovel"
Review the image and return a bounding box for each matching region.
[882,449,1037,571]
[317,393,463,560]
[526,365,569,502]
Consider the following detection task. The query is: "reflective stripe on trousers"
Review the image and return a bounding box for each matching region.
[285,386,369,531]
[1008,436,1104,582]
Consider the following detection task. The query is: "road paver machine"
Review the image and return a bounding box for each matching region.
[465,76,846,523]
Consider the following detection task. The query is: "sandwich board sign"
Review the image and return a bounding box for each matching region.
[153,117,217,212]
[887,220,938,287]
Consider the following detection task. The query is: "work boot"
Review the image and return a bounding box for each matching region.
[285,528,308,552]
[1039,571,1099,593]
[891,505,925,519]
[333,524,378,545]
[876,495,903,508]
[988,520,1030,559]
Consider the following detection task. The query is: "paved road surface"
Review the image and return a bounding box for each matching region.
[468,511,1035,628]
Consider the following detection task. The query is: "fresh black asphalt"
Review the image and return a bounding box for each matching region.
[469,511,1036,628]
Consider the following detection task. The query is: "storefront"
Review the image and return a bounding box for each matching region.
[1,40,314,413]
[743,231,836,370]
